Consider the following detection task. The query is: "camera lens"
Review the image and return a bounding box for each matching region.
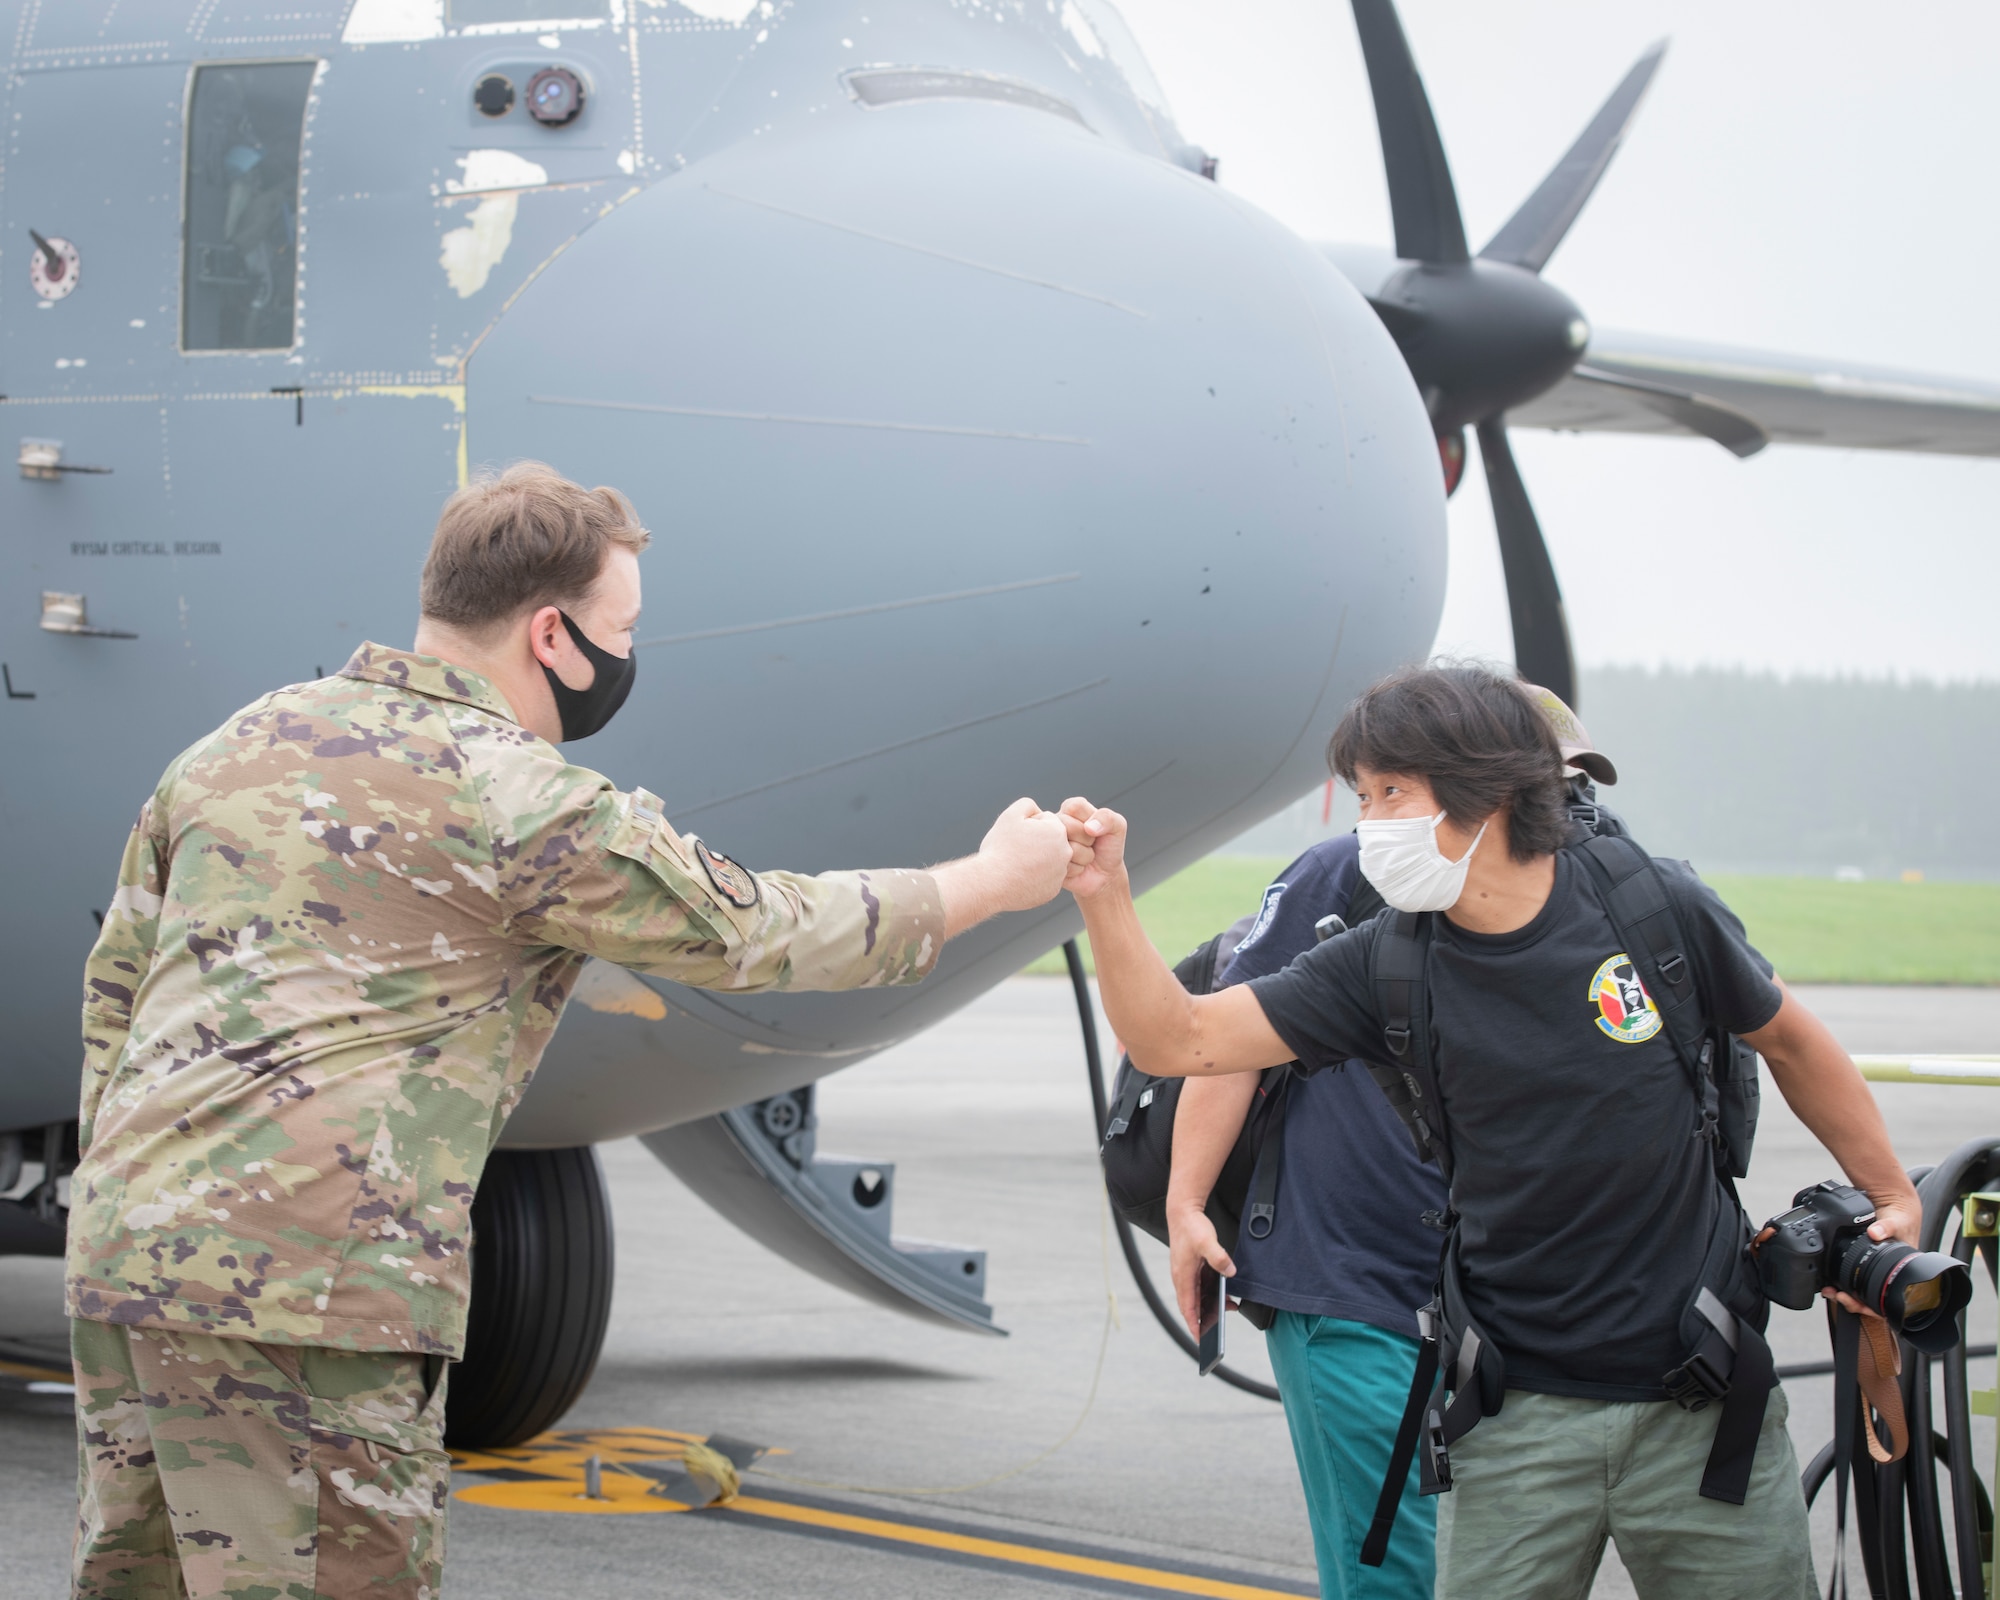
[1840,1236,1973,1353]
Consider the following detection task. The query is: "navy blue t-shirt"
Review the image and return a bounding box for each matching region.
[1218,835,1449,1338]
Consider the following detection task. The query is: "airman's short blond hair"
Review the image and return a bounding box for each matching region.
[420,461,649,633]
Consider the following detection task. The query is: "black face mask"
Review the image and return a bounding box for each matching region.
[543,611,636,742]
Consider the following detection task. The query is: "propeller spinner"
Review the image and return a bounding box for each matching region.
[1348,1,1695,708]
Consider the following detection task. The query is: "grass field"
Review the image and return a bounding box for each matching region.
[1025,859,2000,985]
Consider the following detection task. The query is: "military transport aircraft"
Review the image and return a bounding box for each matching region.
[5,0,1998,1447]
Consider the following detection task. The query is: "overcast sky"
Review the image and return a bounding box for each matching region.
[1114,0,2000,682]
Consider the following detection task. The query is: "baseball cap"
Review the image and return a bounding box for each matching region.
[1522,683,1617,786]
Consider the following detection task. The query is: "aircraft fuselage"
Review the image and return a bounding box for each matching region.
[0,0,1444,1144]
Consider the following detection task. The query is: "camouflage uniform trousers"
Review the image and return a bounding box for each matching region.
[71,1318,450,1600]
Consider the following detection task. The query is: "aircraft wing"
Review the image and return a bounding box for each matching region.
[1509,329,2000,458]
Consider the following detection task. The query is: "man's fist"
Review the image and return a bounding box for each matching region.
[974,798,1073,914]
[1059,798,1127,899]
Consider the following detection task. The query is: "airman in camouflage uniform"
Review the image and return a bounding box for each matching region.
[69,463,1075,1598]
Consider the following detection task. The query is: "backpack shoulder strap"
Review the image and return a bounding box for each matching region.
[1369,909,1451,1179]
[1572,835,1706,1068]
[1571,834,1721,1148]
[1241,1066,1292,1241]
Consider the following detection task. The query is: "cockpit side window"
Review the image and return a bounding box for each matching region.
[182,62,316,353]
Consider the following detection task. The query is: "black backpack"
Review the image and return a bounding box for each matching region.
[1098,866,1386,1264]
[1097,917,1286,1258]
[1358,829,1774,1568]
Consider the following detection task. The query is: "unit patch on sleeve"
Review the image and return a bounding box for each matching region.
[692,839,760,909]
[1589,953,1662,1043]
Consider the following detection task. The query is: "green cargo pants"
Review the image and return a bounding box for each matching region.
[1435,1384,1816,1600]
[71,1318,449,1600]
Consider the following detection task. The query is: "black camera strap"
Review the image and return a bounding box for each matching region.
[1829,1308,1862,1600]
[1824,1304,1912,1600]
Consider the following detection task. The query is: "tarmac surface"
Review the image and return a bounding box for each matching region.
[5,977,2000,1598]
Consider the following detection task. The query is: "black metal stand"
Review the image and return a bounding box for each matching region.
[1798,1142,2000,1599]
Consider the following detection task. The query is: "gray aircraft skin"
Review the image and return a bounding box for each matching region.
[6,0,2000,1390]
[3,0,1451,1142]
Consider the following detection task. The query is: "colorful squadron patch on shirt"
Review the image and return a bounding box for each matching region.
[693,839,760,909]
[1590,953,1663,1043]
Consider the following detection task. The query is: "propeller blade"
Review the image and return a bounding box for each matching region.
[1479,40,1668,275]
[1349,0,1469,265]
[1570,364,1769,458]
[1475,418,1577,708]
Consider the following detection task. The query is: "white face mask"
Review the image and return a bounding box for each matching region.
[1357,810,1488,913]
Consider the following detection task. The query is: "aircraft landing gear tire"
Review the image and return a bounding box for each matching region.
[445,1145,614,1450]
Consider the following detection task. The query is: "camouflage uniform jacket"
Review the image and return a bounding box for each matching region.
[68,644,943,1356]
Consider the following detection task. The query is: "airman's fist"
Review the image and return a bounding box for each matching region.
[975,798,1073,912]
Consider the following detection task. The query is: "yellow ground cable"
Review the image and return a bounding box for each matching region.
[746,1200,1124,1497]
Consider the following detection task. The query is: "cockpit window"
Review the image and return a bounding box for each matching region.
[182,62,315,353]
[1063,0,1175,119]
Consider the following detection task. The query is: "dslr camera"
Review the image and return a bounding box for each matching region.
[1756,1181,1971,1352]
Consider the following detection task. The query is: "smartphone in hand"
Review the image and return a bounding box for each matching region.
[1196,1262,1227,1376]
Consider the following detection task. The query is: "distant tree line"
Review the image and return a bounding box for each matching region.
[1228,667,2000,880]
[1583,666,2000,880]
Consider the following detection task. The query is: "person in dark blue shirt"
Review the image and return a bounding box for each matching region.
[1168,834,1446,1600]
[1166,688,1620,1600]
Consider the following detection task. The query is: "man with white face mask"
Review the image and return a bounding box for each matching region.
[1163,687,1618,1600]
[1061,663,1918,1600]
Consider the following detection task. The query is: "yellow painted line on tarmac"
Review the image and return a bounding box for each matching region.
[0,1357,71,1385]
[722,1495,1310,1600]
[1858,1055,2000,1088]
[456,1475,693,1515]
[450,1428,1311,1597]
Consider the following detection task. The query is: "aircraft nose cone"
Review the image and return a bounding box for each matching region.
[465,98,1444,887]
[1381,260,1588,434]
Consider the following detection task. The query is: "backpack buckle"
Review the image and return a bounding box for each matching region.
[1663,1352,1730,1413]
[1419,1208,1452,1233]
[1660,951,1689,989]
[1422,1408,1454,1493]
[1383,1024,1412,1061]
[1246,1202,1275,1240]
